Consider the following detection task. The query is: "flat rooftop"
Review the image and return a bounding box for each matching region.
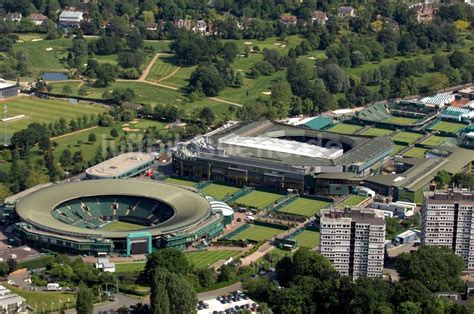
[85,152,154,178]
[425,189,474,204]
[321,208,385,225]
[219,135,343,159]
[0,82,16,90]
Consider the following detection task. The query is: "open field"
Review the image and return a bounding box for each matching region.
[327,123,362,135]
[146,55,179,82]
[164,177,198,187]
[229,225,284,242]
[402,147,427,158]
[48,81,233,119]
[430,121,466,133]
[100,220,144,231]
[390,144,408,156]
[4,283,76,312]
[293,230,320,248]
[234,191,283,210]
[0,97,106,138]
[420,136,450,146]
[385,116,418,125]
[278,198,330,217]
[115,250,240,273]
[186,250,240,269]
[336,195,368,208]
[115,262,145,273]
[13,38,72,72]
[201,184,240,200]
[360,127,394,137]
[391,132,423,144]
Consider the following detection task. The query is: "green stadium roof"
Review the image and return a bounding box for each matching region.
[15,179,211,239]
[302,116,333,130]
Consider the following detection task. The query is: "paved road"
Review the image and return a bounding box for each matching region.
[65,293,143,314]
[197,282,243,301]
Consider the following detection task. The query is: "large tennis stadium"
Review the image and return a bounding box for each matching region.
[12,179,224,255]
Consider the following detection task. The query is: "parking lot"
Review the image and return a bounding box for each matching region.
[198,292,259,314]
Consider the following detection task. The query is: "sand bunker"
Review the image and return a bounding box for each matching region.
[16,40,24,43]
[244,42,253,45]
[122,127,139,132]
[122,123,130,127]
[273,43,281,46]
[262,91,272,95]
[280,44,286,48]
[130,120,139,124]
[45,47,53,51]
[31,38,43,42]
[307,56,316,60]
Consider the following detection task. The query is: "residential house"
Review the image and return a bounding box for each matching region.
[175,19,192,30]
[58,10,84,28]
[237,17,254,30]
[145,23,158,31]
[337,6,356,18]
[280,15,298,25]
[194,20,207,33]
[28,13,48,26]
[311,10,328,24]
[5,13,22,23]
[416,4,435,23]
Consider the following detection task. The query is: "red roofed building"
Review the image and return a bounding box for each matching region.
[311,10,328,24]
[280,15,298,25]
[28,13,47,25]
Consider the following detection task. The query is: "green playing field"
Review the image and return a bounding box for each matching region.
[201,184,240,200]
[327,123,362,135]
[391,132,423,144]
[164,178,198,187]
[230,225,284,241]
[385,116,418,125]
[278,198,331,217]
[360,127,394,137]
[100,220,145,231]
[293,230,320,248]
[336,195,368,208]
[430,121,466,133]
[234,191,283,210]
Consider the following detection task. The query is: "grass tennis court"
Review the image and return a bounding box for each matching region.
[164,178,198,187]
[1,97,106,138]
[327,123,362,135]
[402,147,427,158]
[234,191,283,210]
[430,121,465,133]
[115,262,146,273]
[293,230,320,248]
[360,127,394,137]
[391,132,423,144]
[201,184,240,200]
[390,144,408,156]
[420,136,450,146]
[278,198,331,217]
[186,250,240,269]
[100,220,144,231]
[229,224,284,241]
[336,195,368,208]
[385,116,418,125]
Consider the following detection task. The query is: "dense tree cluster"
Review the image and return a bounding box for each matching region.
[245,247,468,314]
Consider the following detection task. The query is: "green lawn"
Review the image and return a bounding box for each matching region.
[402,147,427,158]
[229,225,284,241]
[115,250,240,273]
[48,81,233,120]
[430,121,465,133]
[420,136,450,146]
[390,144,408,156]
[115,262,145,273]
[336,195,368,208]
[4,283,76,312]
[164,177,198,187]
[278,198,330,217]
[384,116,418,125]
[201,184,240,200]
[146,54,179,82]
[360,127,394,137]
[391,132,423,144]
[13,38,72,72]
[186,250,240,269]
[234,191,283,210]
[293,230,320,248]
[100,220,145,231]
[327,123,362,135]
[1,97,106,139]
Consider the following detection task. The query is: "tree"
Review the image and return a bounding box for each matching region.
[434,170,451,189]
[0,261,9,277]
[88,133,97,143]
[166,272,197,313]
[150,269,170,314]
[317,64,350,93]
[126,31,144,50]
[271,80,293,104]
[195,268,216,287]
[76,283,93,314]
[62,85,73,95]
[95,63,117,87]
[395,246,465,292]
[60,149,72,169]
[221,42,239,63]
[6,258,16,273]
[188,65,225,97]
[427,73,449,93]
[142,248,189,280]
[110,128,119,138]
[198,107,215,126]
[24,169,49,189]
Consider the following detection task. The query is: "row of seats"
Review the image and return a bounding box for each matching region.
[52,195,174,229]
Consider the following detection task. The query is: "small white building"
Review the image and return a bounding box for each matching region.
[59,11,84,28]
[95,257,116,272]
[0,285,26,313]
[0,80,19,99]
[194,20,207,33]
[28,13,48,26]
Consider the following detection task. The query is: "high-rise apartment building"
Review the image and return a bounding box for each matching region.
[421,189,474,269]
[319,207,386,279]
